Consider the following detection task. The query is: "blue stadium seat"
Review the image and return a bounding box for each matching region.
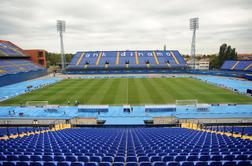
[0,156,6,161]
[199,156,210,161]
[211,155,222,161]
[57,161,71,166]
[71,162,84,166]
[42,155,54,161]
[223,161,236,166]
[30,162,43,166]
[54,156,65,161]
[153,162,166,166]
[99,162,111,166]
[139,162,152,166]
[181,162,194,166]
[16,161,29,166]
[85,162,98,166]
[90,156,102,163]
[125,162,138,166]
[78,156,89,162]
[44,162,57,166]
[112,162,124,166]
[150,156,162,162]
[138,156,149,162]
[126,157,137,162]
[209,162,222,166]
[175,156,186,162]
[237,161,252,166]
[102,157,113,162]
[166,162,180,166]
[162,156,173,162]
[236,155,248,160]
[187,156,198,161]
[30,155,42,161]
[3,162,16,166]
[195,162,208,166]
[66,156,77,162]
[223,155,235,161]
[114,157,125,162]
[6,156,18,161]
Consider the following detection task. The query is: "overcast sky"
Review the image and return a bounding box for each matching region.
[0,0,252,54]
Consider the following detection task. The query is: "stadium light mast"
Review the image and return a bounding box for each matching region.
[57,20,66,70]
[189,17,199,70]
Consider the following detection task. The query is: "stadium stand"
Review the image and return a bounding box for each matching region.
[67,50,187,71]
[0,59,44,76]
[221,60,252,71]
[0,127,49,137]
[0,127,252,166]
[0,40,28,57]
[205,126,252,136]
[0,40,47,87]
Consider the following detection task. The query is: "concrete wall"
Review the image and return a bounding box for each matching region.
[70,117,97,125]
[0,117,251,126]
[0,119,66,125]
[179,118,252,124]
[0,117,97,125]
[153,116,178,124]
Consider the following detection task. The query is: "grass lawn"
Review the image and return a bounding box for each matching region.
[1,77,251,105]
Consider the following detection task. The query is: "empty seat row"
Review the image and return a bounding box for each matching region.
[1,155,252,162]
[0,161,252,166]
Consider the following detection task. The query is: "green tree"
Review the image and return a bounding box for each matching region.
[209,55,219,70]
[218,43,227,67]
[210,43,238,69]
[45,52,74,68]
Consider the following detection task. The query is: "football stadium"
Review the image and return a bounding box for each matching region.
[1,0,252,166]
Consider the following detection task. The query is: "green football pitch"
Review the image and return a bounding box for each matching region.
[1,77,252,105]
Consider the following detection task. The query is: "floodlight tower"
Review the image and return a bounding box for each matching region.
[189,17,199,70]
[57,20,66,70]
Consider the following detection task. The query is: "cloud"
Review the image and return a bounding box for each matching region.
[0,0,251,54]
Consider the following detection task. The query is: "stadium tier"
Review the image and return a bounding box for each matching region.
[1,127,252,166]
[0,41,28,57]
[205,126,252,136]
[67,50,187,70]
[0,59,44,76]
[221,60,252,71]
[0,127,49,137]
[0,40,47,87]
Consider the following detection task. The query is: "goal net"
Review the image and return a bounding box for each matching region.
[25,101,48,107]
[176,99,198,108]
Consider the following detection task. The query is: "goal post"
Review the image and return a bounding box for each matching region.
[25,101,48,107]
[176,99,198,107]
